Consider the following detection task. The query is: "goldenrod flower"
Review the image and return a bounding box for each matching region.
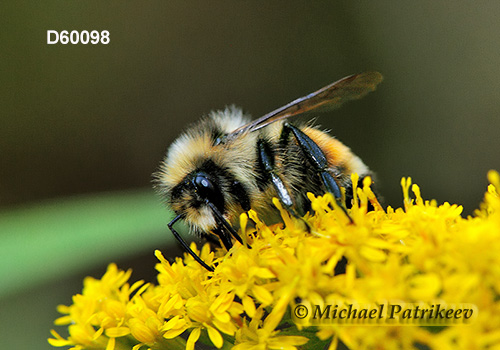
[49,172,500,350]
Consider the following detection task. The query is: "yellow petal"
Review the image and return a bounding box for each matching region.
[408,273,441,300]
[128,319,156,343]
[359,245,386,262]
[54,315,73,326]
[47,330,72,346]
[105,337,115,350]
[163,327,186,339]
[268,335,309,348]
[250,267,276,279]
[186,328,201,350]
[206,325,223,348]
[252,285,273,306]
[212,318,237,336]
[242,295,256,318]
[105,326,131,337]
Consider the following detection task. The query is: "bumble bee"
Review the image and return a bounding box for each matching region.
[155,72,383,271]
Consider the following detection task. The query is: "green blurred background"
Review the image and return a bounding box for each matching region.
[1,1,500,348]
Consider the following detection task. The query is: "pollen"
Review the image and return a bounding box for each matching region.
[49,172,500,350]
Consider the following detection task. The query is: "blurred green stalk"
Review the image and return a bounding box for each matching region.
[0,189,175,298]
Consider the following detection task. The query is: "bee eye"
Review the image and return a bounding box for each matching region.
[194,174,213,192]
[193,173,225,211]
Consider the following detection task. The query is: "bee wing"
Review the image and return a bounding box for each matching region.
[226,71,383,141]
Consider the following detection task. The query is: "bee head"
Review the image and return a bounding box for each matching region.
[166,161,234,232]
[154,107,255,233]
[158,156,253,233]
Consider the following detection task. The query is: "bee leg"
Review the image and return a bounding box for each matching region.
[257,139,296,214]
[284,123,352,223]
[212,226,233,251]
[168,214,214,272]
[284,124,352,274]
[206,201,244,246]
[257,138,311,234]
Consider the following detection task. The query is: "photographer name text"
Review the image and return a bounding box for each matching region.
[292,301,477,326]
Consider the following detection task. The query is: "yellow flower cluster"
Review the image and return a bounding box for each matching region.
[49,172,500,350]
